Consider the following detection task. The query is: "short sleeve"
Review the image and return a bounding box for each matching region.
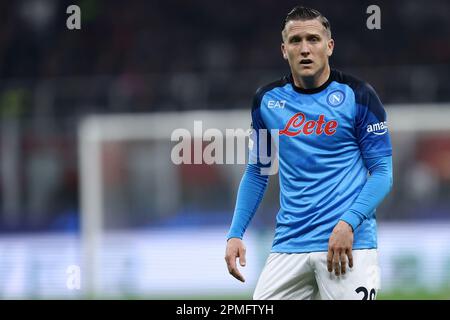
[354,83,392,159]
[249,89,272,166]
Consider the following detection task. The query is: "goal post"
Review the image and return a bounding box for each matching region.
[78,111,252,297]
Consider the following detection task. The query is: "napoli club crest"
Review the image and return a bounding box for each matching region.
[327,90,345,107]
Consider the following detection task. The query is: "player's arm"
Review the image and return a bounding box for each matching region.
[328,155,393,275]
[225,135,272,282]
[340,81,394,230]
[339,155,393,230]
[225,94,271,282]
[225,162,269,282]
[328,82,393,276]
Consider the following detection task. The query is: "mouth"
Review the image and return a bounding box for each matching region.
[300,59,313,65]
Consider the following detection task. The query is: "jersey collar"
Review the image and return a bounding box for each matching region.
[288,69,335,94]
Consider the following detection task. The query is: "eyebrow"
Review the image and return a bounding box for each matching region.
[288,33,321,41]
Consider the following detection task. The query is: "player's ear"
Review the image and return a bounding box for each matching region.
[281,43,288,60]
[327,38,334,57]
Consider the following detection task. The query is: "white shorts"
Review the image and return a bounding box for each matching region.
[253,249,380,300]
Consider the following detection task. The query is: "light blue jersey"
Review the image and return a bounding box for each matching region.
[227,69,393,253]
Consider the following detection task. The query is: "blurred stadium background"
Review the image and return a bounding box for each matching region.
[0,0,449,299]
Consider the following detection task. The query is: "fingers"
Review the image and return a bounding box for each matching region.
[231,266,245,282]
[340,251,347,275]
[225,243,246,282]
[239,246,246,267]
[327,250,333,273]
[327,220,354,275]
[327,248,353,276]
[347,249,354,268]
[333,250,341,276]
[225,254,245,282]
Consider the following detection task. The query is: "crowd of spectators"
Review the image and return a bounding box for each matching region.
[0,0,449,231]
[1,0,450,116]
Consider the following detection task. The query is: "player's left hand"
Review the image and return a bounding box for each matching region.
[327,220,354,276]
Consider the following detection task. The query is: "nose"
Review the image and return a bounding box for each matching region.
[299,41,310,57]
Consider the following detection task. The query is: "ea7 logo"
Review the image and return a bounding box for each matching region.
[367,121,388,135]
[268,100,286,109]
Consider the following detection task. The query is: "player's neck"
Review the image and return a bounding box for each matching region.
[293,65,331,90]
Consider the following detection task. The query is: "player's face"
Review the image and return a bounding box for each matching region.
[281,19,334,80]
